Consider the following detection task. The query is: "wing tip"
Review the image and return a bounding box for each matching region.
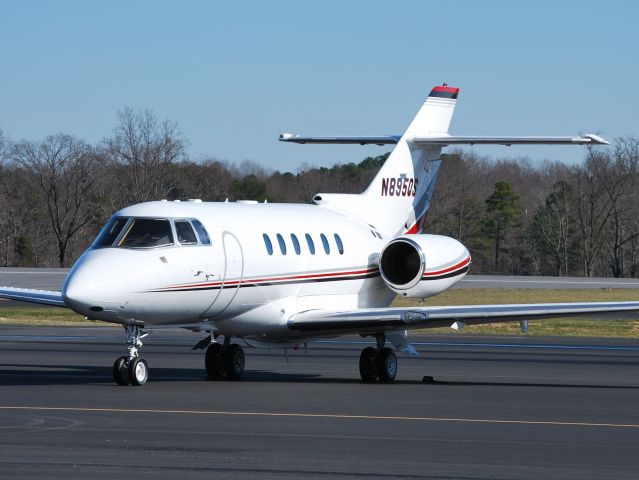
[583,133,610,145]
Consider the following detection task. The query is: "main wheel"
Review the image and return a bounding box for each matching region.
[129,357,149,386]
[375,347,397,383]
[223,344,245,380]
[359,347,378,383]
[113,356,129,386]
[205,343,224,379]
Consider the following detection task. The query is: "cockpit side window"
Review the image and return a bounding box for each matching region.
[118,218,174,248]
[191,220,211,245]
[93,217,129,248]
[175,220,197,245]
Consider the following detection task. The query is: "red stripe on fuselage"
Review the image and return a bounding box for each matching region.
[152,267,380,292]
[422,256,471,277]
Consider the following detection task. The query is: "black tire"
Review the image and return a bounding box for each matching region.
[205,343,224,379]
[129,357,149,386]
[375,347,397,383]
[359,347,378,383]
[113,356,129,386]
[223,344,245,380]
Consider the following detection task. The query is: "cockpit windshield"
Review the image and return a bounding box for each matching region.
[92,216,211,249]
[119,218,174,248]
[93,217,129,248]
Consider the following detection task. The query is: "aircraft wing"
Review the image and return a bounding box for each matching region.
[288,301,639,335]
[0,287,67,307]
[408,134,609,146]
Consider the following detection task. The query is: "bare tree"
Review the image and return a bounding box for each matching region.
[572,148,615,276]
[532,181,574,276]
[603,137,639,277]
[106,108,186,207]
[165,159,236,201]
[0,164,38,266]
[12,134,99,267]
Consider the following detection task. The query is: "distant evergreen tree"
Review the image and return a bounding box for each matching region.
[231,175,267,202]
[483,181,521,273]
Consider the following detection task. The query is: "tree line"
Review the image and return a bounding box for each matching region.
[1,109,638,277]
[429,139,639,278]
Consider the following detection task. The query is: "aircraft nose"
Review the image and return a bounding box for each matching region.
[63,264,100,314]
[62,252,126,317]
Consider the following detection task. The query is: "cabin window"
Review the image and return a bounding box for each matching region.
[119,218,174,248]
[191,220,211,245]
[175,220,197,245]
[334,233,344,254]
[291,234,301,255]
[305,234,315,255]
[263,234,273,255]
[276,233,287,254]
[320,233,330,254]
[93,217,129,248]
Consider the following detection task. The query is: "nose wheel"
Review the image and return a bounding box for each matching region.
[359,334,398,383]
[112,324,149,386]
[129,357,149,385]
[113,356,129,385]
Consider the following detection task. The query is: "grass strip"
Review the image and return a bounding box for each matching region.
[0,305,108,327]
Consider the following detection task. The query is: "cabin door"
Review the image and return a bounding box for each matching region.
[202,231,243,319]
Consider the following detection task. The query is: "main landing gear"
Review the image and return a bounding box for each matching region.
[205,337,245,380]
[113,324,149,386]
[359,334,398,383]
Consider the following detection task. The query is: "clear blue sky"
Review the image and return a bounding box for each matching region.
[1,0,637,172]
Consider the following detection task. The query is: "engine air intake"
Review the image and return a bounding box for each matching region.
[378,234,470,298]
[380,239,423,286]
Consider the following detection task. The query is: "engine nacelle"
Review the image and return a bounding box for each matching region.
[379,234,470,298]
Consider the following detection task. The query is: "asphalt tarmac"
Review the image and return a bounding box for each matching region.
[1,328,639,479]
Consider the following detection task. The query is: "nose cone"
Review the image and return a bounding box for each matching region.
[62,250,127,318]
[62,264,96,315]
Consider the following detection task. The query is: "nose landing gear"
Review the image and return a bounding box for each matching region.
[359,334,398,383]
[112,323,149,386]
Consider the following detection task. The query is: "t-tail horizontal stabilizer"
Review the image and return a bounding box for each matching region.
[408,133,609,146]
[279,84,609,238]
[279,133,401,145]
[279,133,609,147]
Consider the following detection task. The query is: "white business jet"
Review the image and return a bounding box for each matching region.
[2,85,637,386]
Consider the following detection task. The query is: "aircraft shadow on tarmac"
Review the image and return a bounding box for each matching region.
[1,363,638,389]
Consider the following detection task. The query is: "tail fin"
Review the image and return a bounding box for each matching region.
[315,85,459,237]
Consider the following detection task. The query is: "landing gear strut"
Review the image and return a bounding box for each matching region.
[205,337,245,380]
[113,324,149,386]
[359,334,397,383]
